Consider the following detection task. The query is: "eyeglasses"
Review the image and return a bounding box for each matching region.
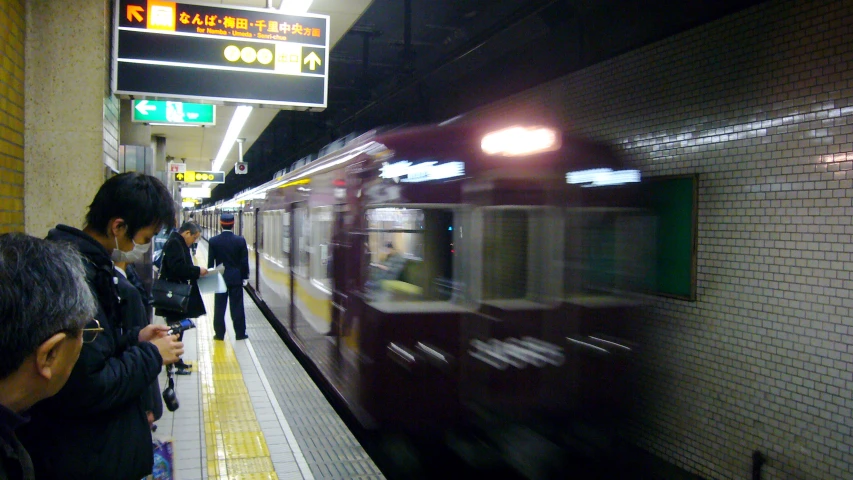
[82,319,105,344]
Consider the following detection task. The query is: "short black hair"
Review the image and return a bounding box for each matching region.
[178,222,201,235]
[0,233,96,379]
[85,172,176,239]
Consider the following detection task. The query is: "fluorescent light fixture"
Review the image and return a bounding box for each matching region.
[566,168,641,187]
[181,187,212,198]
[481,126,560,156]
[211,106,253,172]
[380,160,465,182]
[278,0,313,13]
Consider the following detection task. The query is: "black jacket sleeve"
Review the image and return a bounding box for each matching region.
[162,236,200,281]
[44,307,163,416]
[241,237,250,280]
[207,238,217,269]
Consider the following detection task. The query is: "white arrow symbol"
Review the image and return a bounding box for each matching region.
[135,100,156,116]
[304,52,322,70]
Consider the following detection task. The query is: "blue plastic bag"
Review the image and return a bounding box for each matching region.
[151,438,174,480]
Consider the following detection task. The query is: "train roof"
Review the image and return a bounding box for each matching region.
[211,121,628,210]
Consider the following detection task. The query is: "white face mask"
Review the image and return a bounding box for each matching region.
[111,234,151,264]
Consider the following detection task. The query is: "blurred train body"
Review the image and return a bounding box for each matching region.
[201,119,655,474]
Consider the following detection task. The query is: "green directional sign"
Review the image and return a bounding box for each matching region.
[131,100,216,125]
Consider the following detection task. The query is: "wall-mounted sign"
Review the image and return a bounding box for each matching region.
[132,100,215,125]
[167,161,186,173]
[113,0,329,109]
[174,170,225,183]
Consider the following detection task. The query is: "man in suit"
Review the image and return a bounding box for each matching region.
[207,213,250,341]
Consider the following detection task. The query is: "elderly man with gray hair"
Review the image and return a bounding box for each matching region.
[0,233,97,480]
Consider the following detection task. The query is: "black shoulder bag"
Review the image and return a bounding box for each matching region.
[151,252,192,313]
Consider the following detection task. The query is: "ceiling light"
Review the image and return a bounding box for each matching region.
[279,0,313,13]
[211,106,253,172]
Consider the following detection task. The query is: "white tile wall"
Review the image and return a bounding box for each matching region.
[470,1,853,478]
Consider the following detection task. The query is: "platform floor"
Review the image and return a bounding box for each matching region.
[153,242,384,480]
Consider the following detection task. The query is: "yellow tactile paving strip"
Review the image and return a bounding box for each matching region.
[197,280,279,479]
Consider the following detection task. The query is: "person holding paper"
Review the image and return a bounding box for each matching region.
[207,213,250,341]
[156,222,208,374]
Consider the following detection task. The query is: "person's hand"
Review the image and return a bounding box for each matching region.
[147,411,155,426]
[242,279,248,286]
[151,335,184,365]
[138,324,170,343]
[200,267,209,276]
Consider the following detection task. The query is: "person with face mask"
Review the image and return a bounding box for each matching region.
[155,221,208,375]
[17,172,185,480]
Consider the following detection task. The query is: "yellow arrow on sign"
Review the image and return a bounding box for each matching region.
[127,5,144,22]
[176,173,184,181]
[304,52,322,70]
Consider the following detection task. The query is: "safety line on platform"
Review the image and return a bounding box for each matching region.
[196,248,279,480]
[246,340,315,480]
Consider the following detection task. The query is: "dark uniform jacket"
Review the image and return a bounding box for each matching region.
[18,225,163,480]
[156,231,206,321]
[0,404,34,480]
[116,267,163,421]
[207,230,249,287]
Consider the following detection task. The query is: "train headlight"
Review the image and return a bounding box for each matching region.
[481,126,560,156]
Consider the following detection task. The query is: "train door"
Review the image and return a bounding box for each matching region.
[288,202,305,334]
[253,207,261,296]
[330,205,348,354]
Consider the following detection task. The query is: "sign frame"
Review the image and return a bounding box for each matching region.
[111,0,330,109]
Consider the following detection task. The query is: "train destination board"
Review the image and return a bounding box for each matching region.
[113,0,329,109]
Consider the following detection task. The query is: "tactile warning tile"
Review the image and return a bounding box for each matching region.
[196,300,279,480]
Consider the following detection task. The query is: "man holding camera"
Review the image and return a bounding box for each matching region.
[18,173,185,480]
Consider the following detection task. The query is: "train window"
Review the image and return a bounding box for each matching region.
[293,206,310,277]
[310,206,333,289]
[564,209,655,298]
[479,207,561,305]
[364,207,458,304]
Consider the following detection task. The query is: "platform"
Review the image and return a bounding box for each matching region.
[153,241,384,480]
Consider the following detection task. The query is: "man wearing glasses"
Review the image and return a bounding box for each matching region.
[18,173,185,480]
[0,233,98,480]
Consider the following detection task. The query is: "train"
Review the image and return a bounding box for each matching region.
[198,117,655,476]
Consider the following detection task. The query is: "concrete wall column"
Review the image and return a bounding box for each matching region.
[24,0,118,236]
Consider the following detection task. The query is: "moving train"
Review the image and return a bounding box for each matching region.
[199,117,655,475]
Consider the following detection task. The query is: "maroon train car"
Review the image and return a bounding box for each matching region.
[212,118,654,470]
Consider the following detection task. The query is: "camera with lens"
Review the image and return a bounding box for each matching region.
[162,319,196,412]
[166,318,196,336]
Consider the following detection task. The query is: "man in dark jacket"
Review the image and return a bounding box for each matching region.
[17,173,185,480]
[156,222,208,374]
[115,261,163,425]
[207,213,250,340]
[0,233,97,480]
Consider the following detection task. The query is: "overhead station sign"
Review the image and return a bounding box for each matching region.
[175,170,225,184]
[132,100,215,125]
[113,0,330,109]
